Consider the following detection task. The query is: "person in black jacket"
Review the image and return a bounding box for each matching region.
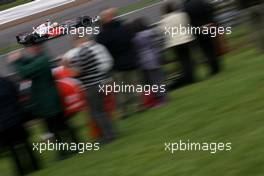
[97,8,138,71]
[0,76,39,176]
[184,0,221,74]
[96,8,141,118]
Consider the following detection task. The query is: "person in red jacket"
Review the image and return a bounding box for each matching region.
[54,55,116,140]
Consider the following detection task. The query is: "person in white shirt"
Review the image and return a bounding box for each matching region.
[159,2,195,89]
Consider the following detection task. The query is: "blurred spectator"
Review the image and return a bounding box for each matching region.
[184,0,222,74]
[8,45,79,159]
[159,2,195,89]
[64,36,117,143]
[55,55,116,140]
[52,57,87,118]
[237,0,262,9]
[96,8,141,118]
[0,76,39,175]
[53,56,79,79]
[237,0,264,52]
[132,18,167,107]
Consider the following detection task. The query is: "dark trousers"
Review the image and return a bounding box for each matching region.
[114,70,140,116]
[171,43,195,88]
[86,83,116,141]
[45,113,79,157]
[142,69,166,100]
[0,124,39,176]
[197,34,221,74]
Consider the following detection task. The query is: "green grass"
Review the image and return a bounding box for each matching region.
[0,43,263,176]
[0,43,21,55]
[0,0,32,11]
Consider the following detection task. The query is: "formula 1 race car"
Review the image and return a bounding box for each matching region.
[16,16,100,45]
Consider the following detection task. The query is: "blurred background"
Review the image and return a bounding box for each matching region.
[0,0,263,176]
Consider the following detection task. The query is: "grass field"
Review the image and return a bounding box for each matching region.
[0,43,21,55]
[0,0,32,11]
[0,38,263,175]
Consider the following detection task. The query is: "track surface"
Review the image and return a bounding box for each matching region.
[0,0,164,75]
[0,0,164,57]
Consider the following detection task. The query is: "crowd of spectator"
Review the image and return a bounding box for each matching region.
[1,0,263,175]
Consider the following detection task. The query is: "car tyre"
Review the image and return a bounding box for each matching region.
[79,16,92,27]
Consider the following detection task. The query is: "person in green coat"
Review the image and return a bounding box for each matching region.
[10,46,63,119]
[8,44,79,158]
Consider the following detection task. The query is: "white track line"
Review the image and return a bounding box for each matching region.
[0,0,75,25]
[117,1,164,18]
[0,1,165,57]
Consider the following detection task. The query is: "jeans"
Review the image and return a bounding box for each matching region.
[86,83,116,140]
